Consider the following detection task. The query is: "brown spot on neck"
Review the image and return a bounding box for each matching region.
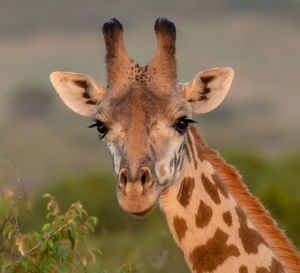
[256,257,285,273]
[173,216,187,242]
[195,200,213,228]
[223,211,232,227]
[201,173,221,204]
[189,228,240,273]
[239,265,248,273]
[270,258,285,273]
[177,177,195,208]
[235,206,268,254]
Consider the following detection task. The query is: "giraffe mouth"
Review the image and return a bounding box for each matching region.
[116,169,161,217]
[129,203,157,217]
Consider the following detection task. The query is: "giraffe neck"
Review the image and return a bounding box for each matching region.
[159,127,289,273]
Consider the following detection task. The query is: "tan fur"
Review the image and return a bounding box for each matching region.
[190,125,300,273]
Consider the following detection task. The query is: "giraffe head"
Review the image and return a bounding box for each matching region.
[50,18,234,216]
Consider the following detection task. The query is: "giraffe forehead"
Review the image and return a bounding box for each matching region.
[109,87,164,119]
[105,86,189,126]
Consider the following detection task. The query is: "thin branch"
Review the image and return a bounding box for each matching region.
[23,218,74,256]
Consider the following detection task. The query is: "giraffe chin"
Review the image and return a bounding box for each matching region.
[118,197,159,218]
[129,203,157,217]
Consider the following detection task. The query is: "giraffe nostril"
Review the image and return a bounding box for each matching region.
[119,169,128,189]
[141,173,147,185]
[139,167,152,188]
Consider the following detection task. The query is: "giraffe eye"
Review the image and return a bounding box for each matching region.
[89,121,108,138]
[175,118,196,134]
[97,124,108,137]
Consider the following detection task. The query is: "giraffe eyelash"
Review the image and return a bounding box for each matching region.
[174,117,197,126]
[184,118,197,124]
[88,120,109,138]
[88,120,103,128]
[174,117,197,134]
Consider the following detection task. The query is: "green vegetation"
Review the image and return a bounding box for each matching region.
[1,149,299,273]
[0,192,131,273]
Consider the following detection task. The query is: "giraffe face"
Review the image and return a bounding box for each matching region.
[91,85,192,216]
[50,17,234,216]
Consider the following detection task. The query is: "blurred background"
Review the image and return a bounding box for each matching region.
[0,0,299,272]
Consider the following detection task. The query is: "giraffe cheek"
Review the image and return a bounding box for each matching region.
[107,143,122,174]
[155,162,175,186]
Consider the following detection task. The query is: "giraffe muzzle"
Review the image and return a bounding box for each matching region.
[116,167,160,216]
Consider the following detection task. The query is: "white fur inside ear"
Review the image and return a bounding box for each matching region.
[180,67,234,114]
[50,72,106,117]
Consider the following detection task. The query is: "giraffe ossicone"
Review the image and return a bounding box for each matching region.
[50,17,300,273]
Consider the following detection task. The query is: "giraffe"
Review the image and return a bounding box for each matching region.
[50,18,300,273]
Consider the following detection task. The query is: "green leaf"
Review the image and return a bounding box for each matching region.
[48,239,54,249]
[2,224,12,239]
[41,223,50,232]
[51,244,58,255]
[41,240,48,252]
[33,231,41,239]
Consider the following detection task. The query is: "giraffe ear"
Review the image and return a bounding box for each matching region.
[50,72,106,117]
[180,67,234,114]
